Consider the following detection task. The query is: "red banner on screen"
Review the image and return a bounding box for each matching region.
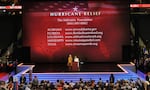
[23,0,129,63]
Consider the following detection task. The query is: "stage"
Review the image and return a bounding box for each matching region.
[12,62,145,83]
[0,62,146,83]
[33,62,123,73]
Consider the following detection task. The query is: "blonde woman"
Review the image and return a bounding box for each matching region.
[67,54,73,71]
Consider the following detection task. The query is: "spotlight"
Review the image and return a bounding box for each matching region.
[3,10,6,12]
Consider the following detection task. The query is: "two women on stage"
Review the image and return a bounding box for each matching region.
[67,54,79,71]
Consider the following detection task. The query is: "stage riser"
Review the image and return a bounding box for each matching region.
[13,64,145,83]
[16,73,139,83]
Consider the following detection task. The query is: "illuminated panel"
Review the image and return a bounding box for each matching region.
[0,6,22,9]
[130,4,150,8]
[23,0,129,63]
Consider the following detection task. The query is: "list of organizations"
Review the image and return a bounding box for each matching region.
[47,18,103,46]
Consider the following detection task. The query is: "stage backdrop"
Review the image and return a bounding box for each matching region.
[23,0,130,63]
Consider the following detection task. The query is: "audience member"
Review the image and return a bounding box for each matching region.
[32,76,39,89]
[20,74,26,84]
[109,73,115,83]
[145,72,150,89]
[146,72,150,83]
[8,73,13,83]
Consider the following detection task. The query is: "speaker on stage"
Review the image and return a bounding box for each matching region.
[122,45,132,62]
[13,47,30,63]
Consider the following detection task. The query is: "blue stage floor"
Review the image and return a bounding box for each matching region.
[9,63,146,83]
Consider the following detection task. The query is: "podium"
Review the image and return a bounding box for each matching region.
[72,62,78,71]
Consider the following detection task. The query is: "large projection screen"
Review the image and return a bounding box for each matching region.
[23,0,130,63]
